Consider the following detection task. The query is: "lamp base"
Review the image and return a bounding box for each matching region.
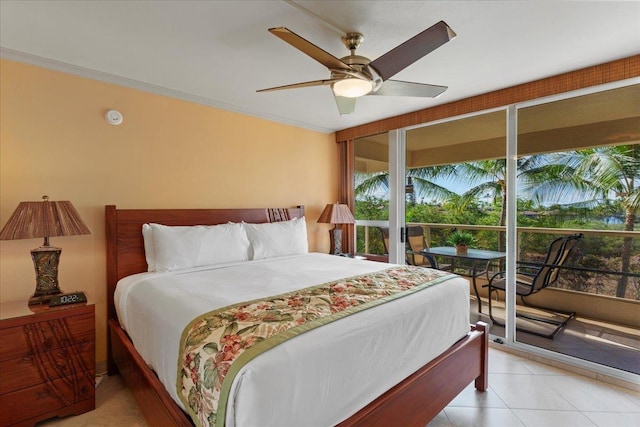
[329,227,344,255]
[29,245,64,306]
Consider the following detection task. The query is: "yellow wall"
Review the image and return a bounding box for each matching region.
[0,59,338,368]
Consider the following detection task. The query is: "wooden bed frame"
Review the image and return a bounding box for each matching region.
[105,204,488,427]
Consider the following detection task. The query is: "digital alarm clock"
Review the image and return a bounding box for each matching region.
[49,291,87,307]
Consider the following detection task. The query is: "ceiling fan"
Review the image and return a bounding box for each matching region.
[257,21,456,115]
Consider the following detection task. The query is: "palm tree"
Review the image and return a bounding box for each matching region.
[440,156,557,251]
[356,157,555,252]
[450,159,508,229]
[528,145,640,298]
[355,165,458,203]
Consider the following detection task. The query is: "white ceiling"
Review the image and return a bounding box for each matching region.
[1,1,639,134]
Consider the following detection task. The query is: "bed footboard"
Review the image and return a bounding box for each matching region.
[337,321,488,427]
[109,319,488,427]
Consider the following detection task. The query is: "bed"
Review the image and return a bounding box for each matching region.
[106,205,488,427]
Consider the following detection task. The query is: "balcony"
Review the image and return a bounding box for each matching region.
[355,221,640,376]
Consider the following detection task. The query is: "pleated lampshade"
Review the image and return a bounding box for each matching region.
[0,197,91,241]
[317,203,355,225]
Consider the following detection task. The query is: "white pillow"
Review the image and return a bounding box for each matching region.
[142,223,156,272]
[146,222,251,272]
[243,217,308,260]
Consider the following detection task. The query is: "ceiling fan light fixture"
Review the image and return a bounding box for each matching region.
[262,23,456,112]
[332,78,372,98]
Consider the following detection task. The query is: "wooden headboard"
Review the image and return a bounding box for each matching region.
[105,205,305,322]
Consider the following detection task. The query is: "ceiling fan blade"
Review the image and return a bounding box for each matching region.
[334,95,356,115]
[369,80,447,98]
[269,27,353,72]
[368,21,456,81]
[257,78,340,93]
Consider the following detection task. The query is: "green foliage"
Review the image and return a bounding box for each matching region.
[355,197,388,254]
[355,196,388,221]
[406,203,446,223]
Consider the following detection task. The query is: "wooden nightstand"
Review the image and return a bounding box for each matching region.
[0,301,95,426]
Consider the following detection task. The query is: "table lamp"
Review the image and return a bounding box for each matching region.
[317,203,355,255]
[0,195,91,305]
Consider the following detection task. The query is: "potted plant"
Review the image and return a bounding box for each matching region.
[448,230,475,255]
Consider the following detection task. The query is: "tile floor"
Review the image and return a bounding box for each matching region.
[427,347,640,427]
[38,346,640,427]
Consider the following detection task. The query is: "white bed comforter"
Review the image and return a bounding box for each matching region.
[115,253,470,427]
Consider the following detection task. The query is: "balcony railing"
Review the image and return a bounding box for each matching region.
[355,220,640,328]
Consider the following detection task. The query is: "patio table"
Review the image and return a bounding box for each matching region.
[415,247,506,313]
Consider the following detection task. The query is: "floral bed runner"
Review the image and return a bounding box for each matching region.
[177,265,455,427]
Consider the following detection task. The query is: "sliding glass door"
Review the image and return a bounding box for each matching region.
[353,130,411,265]
[353,80,639,379]
[514,83,640,375]
[353,131,405,263]
[404,110,508,334]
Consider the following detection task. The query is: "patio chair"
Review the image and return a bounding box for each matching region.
[379,226,451,271]
[483,233,583,339]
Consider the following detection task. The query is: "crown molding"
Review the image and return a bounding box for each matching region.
[0,48,333,134]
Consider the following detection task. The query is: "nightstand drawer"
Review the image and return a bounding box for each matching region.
[0,311,94,362]
[0,372,95,426]
[0,339,94,394]
[0,303,95,425]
